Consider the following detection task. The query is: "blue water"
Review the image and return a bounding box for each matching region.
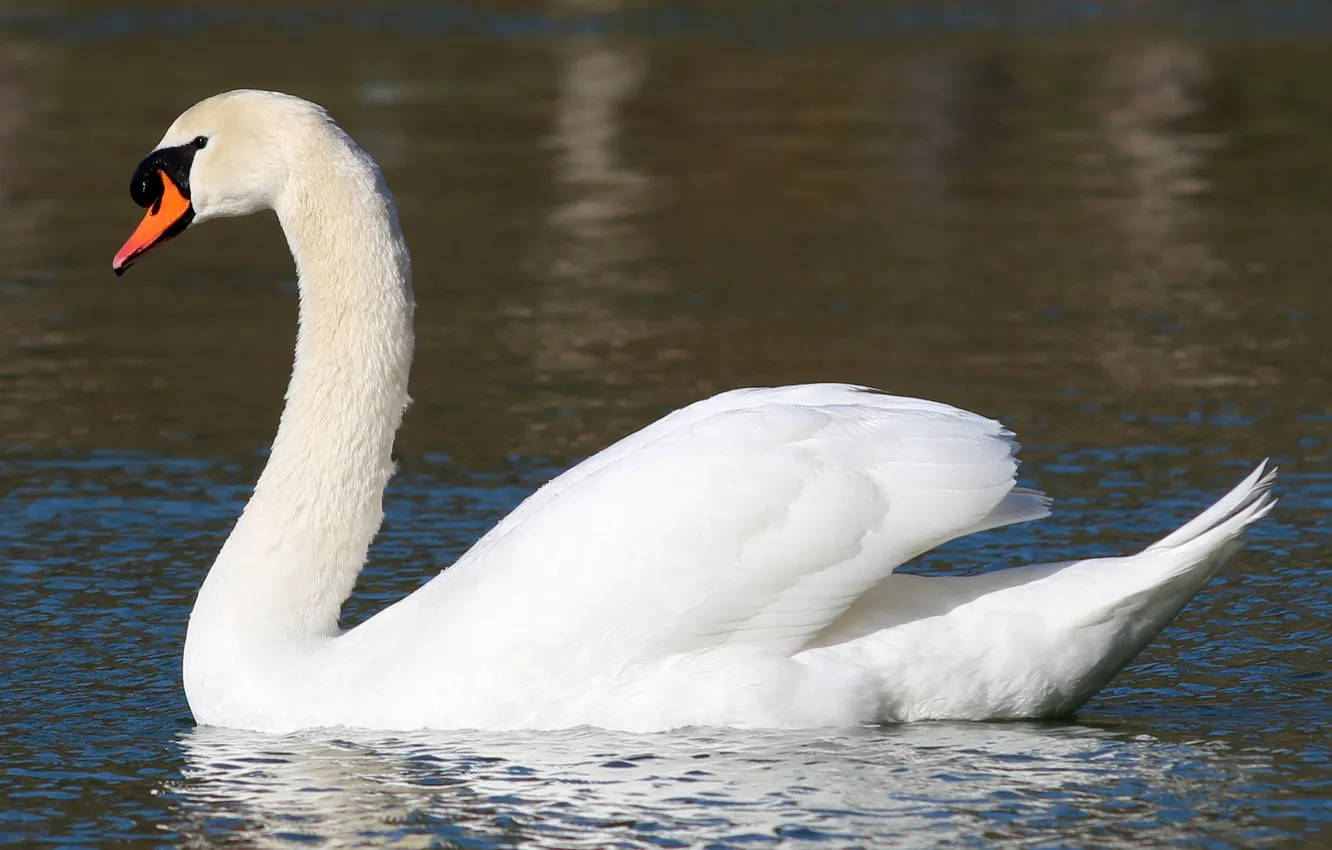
[2,449,1328,846]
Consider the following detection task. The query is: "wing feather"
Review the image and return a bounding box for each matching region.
[402,385,1042,673]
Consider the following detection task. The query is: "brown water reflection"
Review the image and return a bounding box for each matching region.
[1087,40,1235,390]
[0,8,1327,466]
[0,22,55,443]
[505,11,689,452]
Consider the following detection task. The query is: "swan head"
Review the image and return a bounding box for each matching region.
[112,90,334,275]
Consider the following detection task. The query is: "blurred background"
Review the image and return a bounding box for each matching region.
[1,0,1329,463]
[1,1,1329,847]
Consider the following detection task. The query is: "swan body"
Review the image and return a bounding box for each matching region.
[114,91,1276,734]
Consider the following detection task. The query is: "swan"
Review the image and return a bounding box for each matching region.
[112,90,1277,734]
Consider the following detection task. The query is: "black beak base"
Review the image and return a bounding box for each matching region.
[129,142,198,209]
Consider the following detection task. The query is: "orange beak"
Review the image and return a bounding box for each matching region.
[112,170,193,275]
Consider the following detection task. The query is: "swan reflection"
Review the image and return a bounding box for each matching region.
[170,722,1265,847]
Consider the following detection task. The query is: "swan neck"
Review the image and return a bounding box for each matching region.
[200,136,414,643]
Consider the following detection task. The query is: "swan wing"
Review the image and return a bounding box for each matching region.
[401,385,1047,668]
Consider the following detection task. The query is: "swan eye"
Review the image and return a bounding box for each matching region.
[192,136,208,150]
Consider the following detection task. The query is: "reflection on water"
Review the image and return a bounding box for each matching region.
[170,723,1280,848]
[893,53,1022,286]
[1088,41,1242,391]
[0,26,56,445]
[532,24,656,372]
[505,4,685,450]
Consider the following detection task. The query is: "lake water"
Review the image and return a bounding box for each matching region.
[1,1,1329,847]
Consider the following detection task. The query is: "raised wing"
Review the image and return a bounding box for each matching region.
[387,385,1046,672]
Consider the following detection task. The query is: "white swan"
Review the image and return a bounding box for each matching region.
[112,90,1276,734]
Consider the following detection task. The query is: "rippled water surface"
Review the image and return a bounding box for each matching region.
[2,1,1330,847]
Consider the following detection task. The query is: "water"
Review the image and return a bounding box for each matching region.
[2,1,1330,846]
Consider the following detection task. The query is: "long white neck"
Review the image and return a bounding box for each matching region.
[189,130,414,649]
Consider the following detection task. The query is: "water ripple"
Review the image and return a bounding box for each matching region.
[1,449,1328,846]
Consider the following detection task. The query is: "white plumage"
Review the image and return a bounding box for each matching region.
[115,91,1276,734]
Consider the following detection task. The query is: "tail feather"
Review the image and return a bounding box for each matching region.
[1088,463,1277,633]
[1147,460,1278,553]
[803,462,1279,722]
